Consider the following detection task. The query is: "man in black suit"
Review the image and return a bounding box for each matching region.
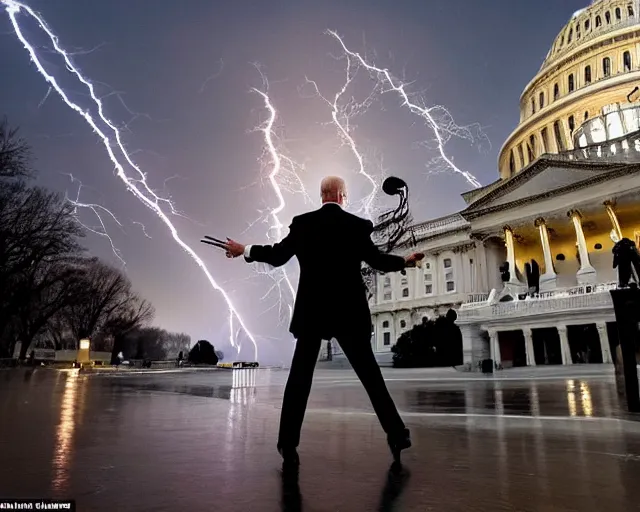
[223,176,424,468]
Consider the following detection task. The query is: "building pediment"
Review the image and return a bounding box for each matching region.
[462,157,634,218]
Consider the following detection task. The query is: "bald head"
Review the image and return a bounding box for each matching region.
[320,176,347,205]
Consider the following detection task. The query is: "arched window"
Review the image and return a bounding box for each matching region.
[584,65,592,84]
[509,151,516,175]
[539,91,545,109]
[576,24,581,39]
[568,115,575,134]
[585,19,590,31]
[529,135,537,157]
[596,15,602,27]
[531,97,536,114]
[518,145,525,167]
[629,6,635,17]
[554,121,565,151]
[624,51,632,71]
[605,11,611,24]
[554,83,560,100]
[603,57,611,77]
[568,28,573,43]
[616,7,622,20]
[568,73,575,92]
[541,128,549,153]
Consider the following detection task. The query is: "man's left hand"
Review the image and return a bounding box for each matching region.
[223,238,245,259]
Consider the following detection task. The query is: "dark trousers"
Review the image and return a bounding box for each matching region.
[277,334,406,448]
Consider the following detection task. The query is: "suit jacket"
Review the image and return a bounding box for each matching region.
[246,203,406,340]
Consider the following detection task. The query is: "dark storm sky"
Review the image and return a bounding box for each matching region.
[0,0,587,363]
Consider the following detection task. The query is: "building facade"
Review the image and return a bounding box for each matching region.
[369,0,640,369]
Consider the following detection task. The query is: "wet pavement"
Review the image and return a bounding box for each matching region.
[1,365,640,511]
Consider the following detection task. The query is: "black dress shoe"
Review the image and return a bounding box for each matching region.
[387,428,411,464]
[278,445,300,469]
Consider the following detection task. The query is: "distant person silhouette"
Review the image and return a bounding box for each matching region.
[223,176,424,468]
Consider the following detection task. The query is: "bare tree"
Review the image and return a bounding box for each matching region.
[0,117,31,180]
[163,331,191,359]
[103,293,155,363]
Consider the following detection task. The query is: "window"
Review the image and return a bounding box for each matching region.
[518,145,525,166]
[531,97,535,114]
[605,11,611,24]
[383,291,392,301]
[616,7,621,20]
[603,57,611,77]
[383,332,391,346]
[568,28,573,43]
[424,264,433,295]
[624,51,632,72]
[541,128,549,153]
[400,320,406,328]
[527,143,534,163]
[585,65,591,84]
[529,135,537,157]
[553,83,559,101]
[554,121,565,151]
[443,258,454,293]
[402,288,409,298]
[469,258,476,292]
[383,276,391,287]
[424,261,431,270]
[509,151,515,174]
[629,6,635,17]
[568,115,575,134]
[568,74,575,92]
[576,24,581,39]
[425,284,433,295]
[400,277,408,286]
[539,92,544,109]
[585,111,589,120]
[585,19,590,31]
[596,15,602,27]
[382,320,389,329]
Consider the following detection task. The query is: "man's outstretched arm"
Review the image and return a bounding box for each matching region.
[362,220,423,273]
[225,220,297,268]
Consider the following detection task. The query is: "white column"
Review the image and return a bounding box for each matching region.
[523,327,536,366]
[568,210,597,284]
[535,218,557,290]
[557,325,573,365]
[604,201,622,241]
[503,226,521,285]
[596,323,613,364]
[489,329,501,368]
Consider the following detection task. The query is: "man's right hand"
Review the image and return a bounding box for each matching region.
[404,252,425,268]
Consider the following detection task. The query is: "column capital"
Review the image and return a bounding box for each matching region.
[503,225,513,233]
[487,328,498,338]
[534,217,546,228]
[603,199,616,208]
[556,325,568,335]
[567,209,582,219]
[596,322,607,332]
[522,327,533,337]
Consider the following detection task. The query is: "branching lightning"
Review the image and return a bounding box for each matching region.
[327,30,485,189]
[63,172,127,268]
[3,0,258,360]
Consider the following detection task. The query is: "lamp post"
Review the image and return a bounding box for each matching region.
[77,338,90,366]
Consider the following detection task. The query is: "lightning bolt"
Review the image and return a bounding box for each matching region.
[63,172,127,268]
[3,0,258,360]
[327,30,484,189]
[304,58,382,220]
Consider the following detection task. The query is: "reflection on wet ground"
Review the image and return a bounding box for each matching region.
[1,366,640,511]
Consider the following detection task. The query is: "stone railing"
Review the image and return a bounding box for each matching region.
[560,128,640,163]
[462,293,491,308]
[458,282,617,321]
